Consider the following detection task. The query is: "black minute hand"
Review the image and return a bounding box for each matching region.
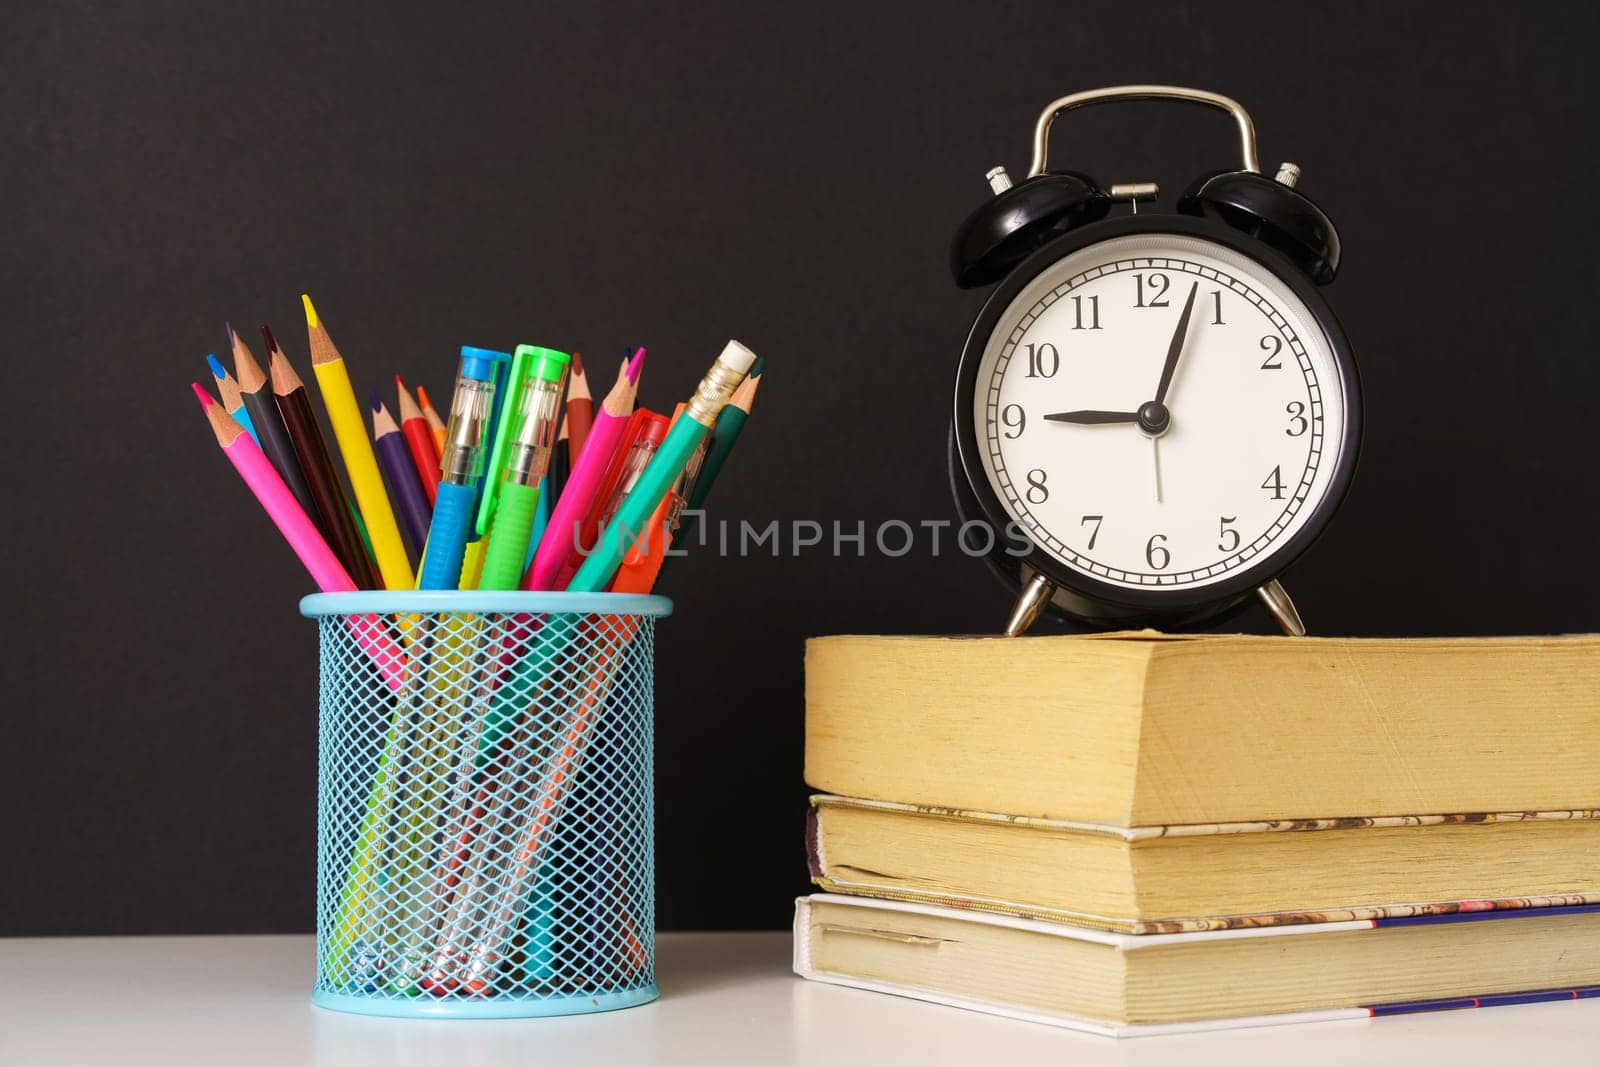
[1153,282,1200,405]
[1043,410,1140,425]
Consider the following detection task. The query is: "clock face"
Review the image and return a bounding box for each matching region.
[971,231,1348,592]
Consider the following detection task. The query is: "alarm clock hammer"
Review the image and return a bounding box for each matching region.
[948,86,1360,638]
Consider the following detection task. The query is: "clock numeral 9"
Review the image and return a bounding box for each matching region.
[1218,515,1240,552]
[1262,465,1286,500]
[1022,342,1060,378]
[1133,273,1170,308]
[1286,401,1308,437]
[1080,514,1103,550]
[1071,295,1101,330]
[1145,533,1170,570]
[1260,335,1284,370]
[1025,468,1049,504]
[1001,404,1026,439]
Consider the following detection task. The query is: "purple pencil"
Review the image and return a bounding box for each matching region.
[370,390,432,563]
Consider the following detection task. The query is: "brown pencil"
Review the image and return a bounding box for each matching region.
[267,332,379,590]
[231,326,323,533]
[565,351,593,462]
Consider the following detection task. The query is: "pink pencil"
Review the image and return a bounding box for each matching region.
[193,383,408,691]
[522,348,646,590]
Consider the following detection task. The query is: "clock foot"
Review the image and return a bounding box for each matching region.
[1005,572,1056,637]
[1257,579,1306,636]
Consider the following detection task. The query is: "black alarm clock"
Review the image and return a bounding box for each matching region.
[949,86,1361,637]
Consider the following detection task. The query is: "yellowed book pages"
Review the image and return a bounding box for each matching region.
[805,633,1600,825]
[807,795,1600,933]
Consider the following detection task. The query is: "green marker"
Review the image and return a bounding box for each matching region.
[475,344,541,538]
[479,347,570,590]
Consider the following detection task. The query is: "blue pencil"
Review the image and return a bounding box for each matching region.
[207,353,260,446]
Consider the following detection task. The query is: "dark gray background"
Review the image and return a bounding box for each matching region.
[5,2,1597,936]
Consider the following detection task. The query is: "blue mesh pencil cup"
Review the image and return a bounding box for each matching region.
[301,590,671,1019]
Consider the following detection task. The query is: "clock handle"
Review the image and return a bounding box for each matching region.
[1257,579,1307,637]
[1028,85,1260,178]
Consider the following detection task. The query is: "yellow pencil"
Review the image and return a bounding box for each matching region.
[302,293,416,591]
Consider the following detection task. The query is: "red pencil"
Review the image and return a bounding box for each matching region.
[395,376,443,505]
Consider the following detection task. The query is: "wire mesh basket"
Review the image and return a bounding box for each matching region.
[301,590,672,1019]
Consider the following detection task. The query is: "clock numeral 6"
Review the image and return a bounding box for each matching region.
[1285,401,1308,437]
[1001,404,1026,439]
[1022,342,1060,378]
[1218,515,1240,552]
[1262,465,1286,500]
[1025,468,1049,504]
[1260,335,1284,370]
[1080,514,1103,550]
[1133,273,1171,309]
[1145,533,1170,570]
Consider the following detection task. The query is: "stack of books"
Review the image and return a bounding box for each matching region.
[795,632,1600,1036]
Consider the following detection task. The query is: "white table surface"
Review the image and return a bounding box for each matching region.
[1,932,1595,1065]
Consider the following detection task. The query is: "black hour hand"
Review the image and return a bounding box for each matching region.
[1044,409,1140,425]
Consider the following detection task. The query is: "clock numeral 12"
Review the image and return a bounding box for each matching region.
[1133,273,1170,308]
[1022,342,1060,378]
[1071,294,1101,330]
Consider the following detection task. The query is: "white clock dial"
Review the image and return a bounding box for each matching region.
[974,233,1346,591]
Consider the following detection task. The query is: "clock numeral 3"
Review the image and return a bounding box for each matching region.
[1218,516,1240,552]
[1285,401,1308,437]
[1022,342,1060,378]
[1071,295,1102,330]
[1001,404,1026,439]
[1260,335,1284,370]
[1133,273,1171,308]
[1145,533,1170,570]
[1262,465,1286,500]
[1025,468,1049,504]
[1080,514,1103,550]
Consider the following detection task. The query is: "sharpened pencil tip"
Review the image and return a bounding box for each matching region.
[395,373,407,390]
[750,356,765,379]
[369,387,383,413]
[571,351,585,376]
[625,347,648,384]
[260,323,280,355]
[191,381,216,407]
[301,293,319,329]
[206,353,226,380]
[416,385,433,408]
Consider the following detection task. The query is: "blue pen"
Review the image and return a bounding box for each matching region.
[417,347,502,590]
[206,353,260,447]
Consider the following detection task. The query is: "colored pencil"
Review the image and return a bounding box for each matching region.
[570,341,756,591]
[302,293,415,591]
[522,349,645,590]
[674,356,762,549]
[268,335,379,590]
[370,391,432,562]
[416,385,447,458]
[192,382,405,691]
[207,353,259,447]
[232,325,323,535]
[395,376,442,504]
[547,416,571,508]
[565,351,592,460]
